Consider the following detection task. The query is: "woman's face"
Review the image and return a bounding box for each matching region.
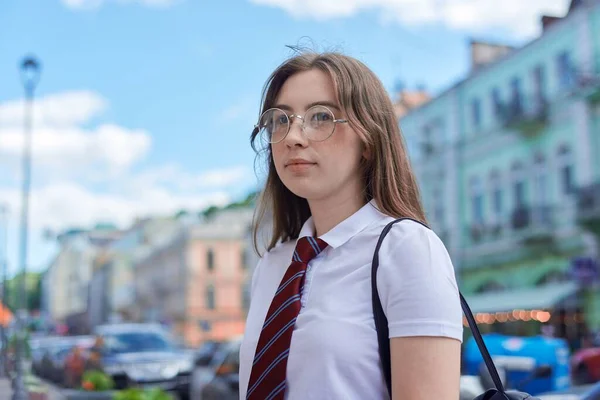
[271,69,365,204]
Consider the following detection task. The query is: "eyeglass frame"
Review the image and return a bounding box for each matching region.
[254,105,349,144]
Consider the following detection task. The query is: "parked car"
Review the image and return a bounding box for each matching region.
[463,333,571,395]
[189,340,225,399]
[538,382,600,399]
[94,323,193,399]
[37,336,93,384]
[572,347,600,385]
[199,338,241,400]
[190,338,239,399]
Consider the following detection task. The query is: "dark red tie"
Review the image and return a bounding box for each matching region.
[246,236,328,400]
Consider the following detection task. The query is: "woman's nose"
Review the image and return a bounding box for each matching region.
[284,117,307,147]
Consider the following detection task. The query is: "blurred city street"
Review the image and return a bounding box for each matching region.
[2,0,600,398]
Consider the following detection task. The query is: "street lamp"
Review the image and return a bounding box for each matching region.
[12,55,41,400]
[0,204,8,378]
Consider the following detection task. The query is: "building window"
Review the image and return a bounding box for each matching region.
[511,161,527,208]
[557,51,574,89]
[207,248,214,272]
[206,284,215,310]
[489,170,503,220]
[557,144,575,195]
[562,165,575,194]
[421,124,434,156]
[533,64,547,103]
[471,97,482,129]
[514,181,526,207]
[241,249,248,270]
[492,189,503,216]
[491,87,503,118]
[510,77,523,114]
[533,153,548,205]
[470,177,484,224]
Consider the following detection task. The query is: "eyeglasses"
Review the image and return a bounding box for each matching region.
[254,105,348,144]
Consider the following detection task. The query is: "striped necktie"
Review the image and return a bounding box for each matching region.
[246,236,328,400]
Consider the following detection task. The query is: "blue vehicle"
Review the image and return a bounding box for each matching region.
[463,333,571,395]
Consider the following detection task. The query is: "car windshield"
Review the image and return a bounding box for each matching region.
[104,331,174,354]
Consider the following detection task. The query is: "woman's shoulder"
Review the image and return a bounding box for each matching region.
[363,215,441,248]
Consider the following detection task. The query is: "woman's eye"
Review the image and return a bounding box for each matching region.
[312,112,332,122]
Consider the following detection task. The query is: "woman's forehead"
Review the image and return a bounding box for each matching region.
[274,70,339,111]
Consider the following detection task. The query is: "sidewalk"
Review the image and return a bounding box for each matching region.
[0,377,65,400]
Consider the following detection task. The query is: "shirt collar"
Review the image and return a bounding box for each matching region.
[297,199,385,249]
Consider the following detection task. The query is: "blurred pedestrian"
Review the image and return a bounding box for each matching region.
[239,51,462,400]
[85,336,104,371]
[64,345,86,388]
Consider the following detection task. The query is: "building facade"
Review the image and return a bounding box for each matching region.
[399,0,600,346]
[44,226,121,334]
[87,216,184,330]
[134,208,253,346]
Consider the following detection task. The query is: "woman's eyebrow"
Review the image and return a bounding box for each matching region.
[272,101,341,112]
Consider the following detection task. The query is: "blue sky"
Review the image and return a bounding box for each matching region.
[0,0,569,274]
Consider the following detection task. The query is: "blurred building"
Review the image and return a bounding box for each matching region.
[87,216,183,329]
[400,0,600,347]
[133,207,254,346]
[44,225,122,334]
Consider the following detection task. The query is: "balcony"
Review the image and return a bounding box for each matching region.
[576,182,600,236]
[511,205,556,247]
[499,96,549,137]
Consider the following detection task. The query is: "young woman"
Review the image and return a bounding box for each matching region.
[239,51,463,400]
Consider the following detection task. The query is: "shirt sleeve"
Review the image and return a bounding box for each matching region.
[376,220,463,341]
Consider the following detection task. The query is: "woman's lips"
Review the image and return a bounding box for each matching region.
[285,160,316,173]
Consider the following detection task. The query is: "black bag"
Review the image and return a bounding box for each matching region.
[372,218,540,400]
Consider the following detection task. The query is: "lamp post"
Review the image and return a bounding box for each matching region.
[12,56,41,400]
[0,204,8,378]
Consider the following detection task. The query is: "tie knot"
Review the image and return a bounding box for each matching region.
[293,236,327,264]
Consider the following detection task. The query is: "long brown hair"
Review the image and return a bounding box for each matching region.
[251,51,426,254]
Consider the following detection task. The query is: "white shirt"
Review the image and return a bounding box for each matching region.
[239,200,463,400]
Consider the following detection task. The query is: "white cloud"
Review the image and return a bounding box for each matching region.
[0,183,231,235]
[0,90,107,127]
[249,0,569,38]
[0,89,255,271]
[0,92,151,178]
[61,0,181,10]
[131,165,252,191]
[0,124,151,175]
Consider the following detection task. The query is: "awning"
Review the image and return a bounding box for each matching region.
[464,281,579,314]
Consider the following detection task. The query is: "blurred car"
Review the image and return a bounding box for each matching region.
[94,323,193,399]
[463,333,571,395]
[31,336,62,377]
[538,382,600,399]
[37,336,93,384]
[572,347,600,385]
[189,340,225,400]
[199,337,241,400]
[459,375,486,400]
[190,338,240,399]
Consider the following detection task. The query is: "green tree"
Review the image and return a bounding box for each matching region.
[4,272,42,312]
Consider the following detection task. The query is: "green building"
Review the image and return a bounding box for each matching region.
[399,0,600,347]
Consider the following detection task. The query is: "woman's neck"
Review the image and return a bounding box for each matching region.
[308,193,367,237]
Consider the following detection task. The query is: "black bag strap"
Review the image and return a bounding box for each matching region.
[371,218,506,397]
